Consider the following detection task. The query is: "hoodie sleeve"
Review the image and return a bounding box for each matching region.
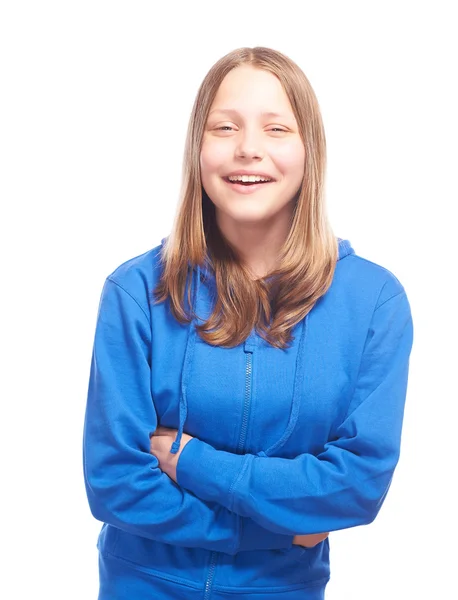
[176,288,414,536]
[83,277,295,554]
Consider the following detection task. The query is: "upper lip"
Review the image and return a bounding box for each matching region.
[225,170,276,181]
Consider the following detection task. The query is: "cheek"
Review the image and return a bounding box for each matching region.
[270,141,305,176]
[200,140,231,175]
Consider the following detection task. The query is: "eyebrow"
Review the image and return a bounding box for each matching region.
[208,108,290,120]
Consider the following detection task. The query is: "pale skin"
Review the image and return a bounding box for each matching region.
[200,65,306,279]
[150,65,330,548]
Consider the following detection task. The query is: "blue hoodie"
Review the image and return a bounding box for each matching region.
[83,237,413,599]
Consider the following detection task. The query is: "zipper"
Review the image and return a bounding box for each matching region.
[203,551,218,600]
[203,336,255,598]
[237,351,253,453]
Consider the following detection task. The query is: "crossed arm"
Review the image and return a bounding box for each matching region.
[150,426,329,548]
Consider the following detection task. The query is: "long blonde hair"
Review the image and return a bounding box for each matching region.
[154,47,338,349]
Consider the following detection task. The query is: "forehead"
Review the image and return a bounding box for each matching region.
[210,66,294,117]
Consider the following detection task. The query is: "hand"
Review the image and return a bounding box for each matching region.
[293,532,329,548]
[150,426,194,483]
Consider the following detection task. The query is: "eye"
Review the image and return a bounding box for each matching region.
[212,125,287,133]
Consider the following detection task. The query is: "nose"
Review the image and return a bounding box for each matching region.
[235,128,264,160]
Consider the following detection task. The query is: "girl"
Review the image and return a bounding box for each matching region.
[83,46,414,599]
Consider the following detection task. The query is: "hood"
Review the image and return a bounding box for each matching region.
[165,237,355,455]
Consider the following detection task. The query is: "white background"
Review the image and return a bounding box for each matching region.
[1,1,456,598]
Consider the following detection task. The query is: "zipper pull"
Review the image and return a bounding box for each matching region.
[244,329,257,353]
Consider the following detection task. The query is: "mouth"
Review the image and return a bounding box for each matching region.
[222,176,276,195]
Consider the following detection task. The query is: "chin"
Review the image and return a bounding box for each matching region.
[219,204,279,225]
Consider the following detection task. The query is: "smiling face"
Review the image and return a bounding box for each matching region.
[200,65,306,231]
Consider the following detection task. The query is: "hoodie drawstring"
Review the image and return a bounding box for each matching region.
[170,265,201,454]
[169,264,308,457]
[256,315,308,457]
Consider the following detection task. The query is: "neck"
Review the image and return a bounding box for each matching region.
[215,205,294,279]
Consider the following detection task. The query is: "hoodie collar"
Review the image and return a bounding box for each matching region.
[337,237,354,260]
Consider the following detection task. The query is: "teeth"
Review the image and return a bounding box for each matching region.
[228,175,272,183]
